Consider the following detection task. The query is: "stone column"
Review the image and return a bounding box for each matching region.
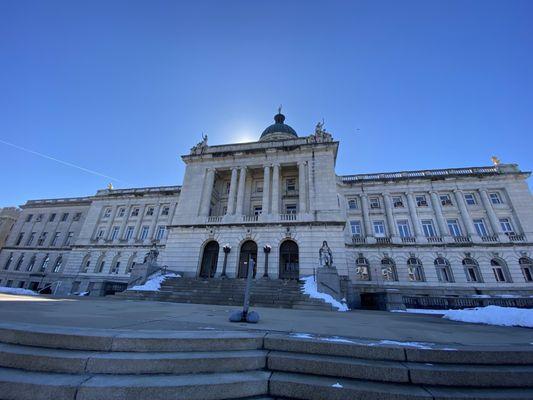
[453,190,477,238]
[226,167,238,215]
[383,193,397,238]
[235,167,247,215]
[262,165,271,214]
[406,192,424,239]
[148,204,162,240]
[479,189,506,240]
[118,205,132,239]
[200,168,216,217]
[298,161,307,214]
[133,205,147,239]
[271,164,280,215]
[430,191,448,238]
[360,194,372,237]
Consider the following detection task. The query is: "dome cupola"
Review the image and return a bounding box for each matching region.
[259,107,298,142]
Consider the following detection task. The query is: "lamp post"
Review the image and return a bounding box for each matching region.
[263,244,271,278]
[221,244,231,278]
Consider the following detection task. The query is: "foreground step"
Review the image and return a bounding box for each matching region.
[0,367,270,400]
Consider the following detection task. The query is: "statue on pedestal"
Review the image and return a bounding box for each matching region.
[143,241,159,266]
[190,133,208,155]
[319,240,333,267]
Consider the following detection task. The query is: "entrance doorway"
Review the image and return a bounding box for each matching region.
[238,240,257,278]
[279,240,299,280]
[199,241,220,278]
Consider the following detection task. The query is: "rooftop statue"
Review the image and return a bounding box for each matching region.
[190,133,208,155]
[309,120,333,143]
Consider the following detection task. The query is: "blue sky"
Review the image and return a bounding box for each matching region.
[1,0,532,207]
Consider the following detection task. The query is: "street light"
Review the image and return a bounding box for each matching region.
[221,244,231,278]
[263,244,271,278]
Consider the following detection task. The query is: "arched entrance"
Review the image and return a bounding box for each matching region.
[279,240,299,280]
[238,240,257,278]
[199,241,220,278]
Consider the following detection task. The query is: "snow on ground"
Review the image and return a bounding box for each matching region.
[370,340,433,349]
[332,382,343,388]
[391,308,446,315]
[0,287,39,296]
[129,273,180,291]
[301,275,349,312]
[443,306,533,328]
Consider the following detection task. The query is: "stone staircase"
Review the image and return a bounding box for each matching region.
[115,277,334,311]
[1,322,533,399]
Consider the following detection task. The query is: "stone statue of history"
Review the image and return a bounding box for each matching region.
[319,240,333,267]
[143,242,160,266]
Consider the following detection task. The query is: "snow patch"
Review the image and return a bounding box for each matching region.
[391,308,446,315]
[290,333,314,339]
[301,275,349,312]
[320,336,355,344]
[0,287,39,296]
[332,382,343,388]
[443,306,533,328]
[370,340,434,349]
[129,273,180,291]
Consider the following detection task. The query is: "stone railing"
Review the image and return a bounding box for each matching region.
[427,236,443,243]
[453,236,472,244]
[242,215,259,222]
[351,235,365,245]
[481,235,499,243]
[280,214,297,221]
[376,237,391,245]
[508,234,526,242]
[206,216,223,223]
[404,295,533,310]
[401,237,416,244]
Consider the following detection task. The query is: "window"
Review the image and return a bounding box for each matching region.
[225,181,231,194]
[253,206,262,216]
[51,232,61,246]
[110,226,120,240]
[519,257,533,282]
[407,257,425,282]
[463,258,483,282]
[464,193,476,205]
[82,259,90,273]
[373,220,385,237]
[61,213,69,222]
[96,260,105,273]
[421,220,436,237]
[155,226,166,241]
[73,212,82,221]
[40,255,50,272]
[355,255,370,281]
[15,232,24,246]
[103,208,112,218]
[26,256,36,272]
[3,254,13,270]
[440,194,453,206]
[97,229,105,239]
[435,257,454,283]
[127,261,136,274]
[131,208,140,217]
[146,207,155,216]
[447,219,462,237]
[369,197,380,209]
[286,178,296,192]
[111,261,120,274]
[499,218,514,234]
[397,220,412,238]
[36,214,43,222]
[52,256,62,273]
[37,232,48,246]
[118,208,125,218]
[348,199,358,210]
[49,213,56,222]
[491,259,511,282]
[489,192,502,204]
[124,226,134,240]
[416,195,428,207]
[381,258,398,281]
[285,204,297,214]
[14,255,24,271]
[161,206,170,216]
[26,232,36,246]
[392,196,404,208]
[473,219,489,237]
[140,226,149,240]
[25,214,33,222]
[255,180,263,193]
[64,232,74,246]
[350,221,362,236]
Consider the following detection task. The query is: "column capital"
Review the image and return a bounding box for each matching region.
[360,192,368,198]
[272,162,280,168]
[452,188,463,194]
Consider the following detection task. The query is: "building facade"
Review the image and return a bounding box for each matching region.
[1,111,532,299]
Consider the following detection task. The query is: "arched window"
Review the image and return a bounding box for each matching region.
[26,255,36,272]
[14,254,24,271]
[95,254,106,273]
[199,241,220,278]
[80,254,91,273]
[462,257,483,282]
[53,256,63,273]
[355,255,370,281]
[491,258,512,283]
[519,257,533,282]
[110,254,121,274]
[381,258,398,281]
[435,257,454,283]
[40,254,50,272]
[407,257,425,282]
[3,253,13,270]
[126,253,137,274]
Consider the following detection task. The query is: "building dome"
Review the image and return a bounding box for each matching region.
[259,111,298,142]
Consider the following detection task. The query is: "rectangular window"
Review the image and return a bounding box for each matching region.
[255,180,263,193]
[73,212,82,221]
[37,232,48,246]
[50,232,61,246]
[447,219,462,237]
[464,193,477,205]
[15,232,24,246]
[97,229,105,239]
[286,178,296,192]
[350,220,362,236]
[131,208,140,217]
[64,232,74,246]
[373,220,386,237]
[36,214,43,222]
[161,206,170,216]
[118,208,125,218]
[146,207,154,216]
[110,226,119,240]
[25,214,33,223]
[369,197,380,209]
[421,220,436,237]
[440,194,453,206]
[103,208,112,218]
[397,220,411,238]
[499,218,514,234]
[489,192,502,204]
[26,232,36,246]
[155,226,166,241]
[253,206,262,216]
[61,213,69,222]
[140,226,149,240]
[49,213,56,222]
[392,196,404,208]
[473,219,489,237]
[493,267,506,282]
[416,195,428,207]
[285,204,297,214]
[347,199,358,210]
[125,226,134,240]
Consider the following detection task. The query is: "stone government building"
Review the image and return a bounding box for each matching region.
[1,111,532,302]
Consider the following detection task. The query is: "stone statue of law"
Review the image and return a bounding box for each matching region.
[319,240,333,267]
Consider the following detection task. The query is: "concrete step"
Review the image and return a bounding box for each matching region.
[0,367,270,400]
[0,342,266,374]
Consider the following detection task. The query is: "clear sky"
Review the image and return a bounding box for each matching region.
[1,0,532,207]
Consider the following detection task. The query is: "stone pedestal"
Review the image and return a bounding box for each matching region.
[128,262,160,288]
[316,266,342,301]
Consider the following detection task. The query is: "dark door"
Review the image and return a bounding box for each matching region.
[199,241,220,278]
[238,240,257,278]
[279,240,299,280]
